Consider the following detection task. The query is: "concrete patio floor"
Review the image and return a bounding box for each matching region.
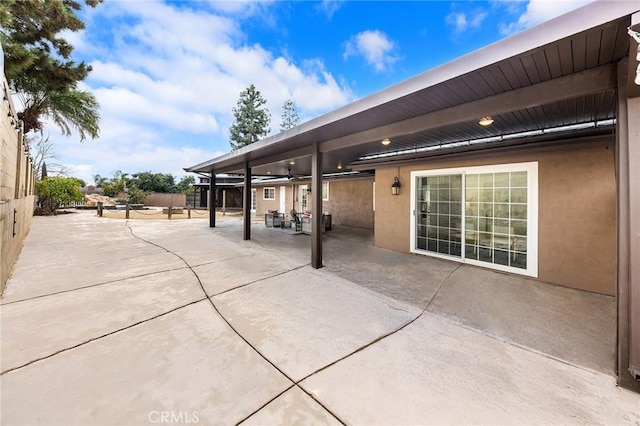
[1,210,639,425]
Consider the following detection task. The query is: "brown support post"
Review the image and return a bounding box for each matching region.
[125,204,130,219]
[243,162,251,240]
[311,142,323,269]
[616,57,640,392]
[209,172,216,228]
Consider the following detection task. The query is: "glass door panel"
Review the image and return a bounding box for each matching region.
[465,171,528,269]
[416,174,462,257]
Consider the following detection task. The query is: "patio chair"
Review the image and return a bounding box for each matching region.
[265,210,284,227]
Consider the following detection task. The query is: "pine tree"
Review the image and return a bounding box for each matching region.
[2,0,102,140]
[1,0,102,93]
[280,99,300,131]
[229,84,271,150]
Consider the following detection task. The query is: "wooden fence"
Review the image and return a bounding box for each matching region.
[142,193,186,207]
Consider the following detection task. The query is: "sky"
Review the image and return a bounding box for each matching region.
[39,0,594,185]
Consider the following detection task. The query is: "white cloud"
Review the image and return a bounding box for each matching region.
[316,0,344,19]
[446,10,488,34]
[39,0,354,184]
[206,0,274,16]
[50,119,224,185]
[499,0,595,35]
[343,30,398,72]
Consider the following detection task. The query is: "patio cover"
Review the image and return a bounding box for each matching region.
[185,0,640,392]
[186,1,637,177]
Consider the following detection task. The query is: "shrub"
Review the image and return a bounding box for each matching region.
[36,176,83,215]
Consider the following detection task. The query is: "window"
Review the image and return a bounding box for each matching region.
[263,187,275,200]
[322,181,329,201]
[411,162,538,277]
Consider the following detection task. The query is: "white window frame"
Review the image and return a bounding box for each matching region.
[410,161,538,277]
[322,181,329,201]
[263,187,275,200]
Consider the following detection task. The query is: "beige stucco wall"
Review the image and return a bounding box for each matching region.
[255,185,290,216]
[322,179,374,229]
[254,178,374,229]
[374,139,616,295]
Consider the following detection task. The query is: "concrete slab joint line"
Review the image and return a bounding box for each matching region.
[0,265,191,306]
[0,298,207,375]
[124,222,351,425]
[205,246,464,424]
[3,212,639,425]
[122,220,440,425]
[295,264,462,382]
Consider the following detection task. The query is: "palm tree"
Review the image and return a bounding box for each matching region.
[17,82,100,141]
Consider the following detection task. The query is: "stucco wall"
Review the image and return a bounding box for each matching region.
[255,185,285,215]
[322,179,374,229]
[255,178,374,229]
[374,139,616,295]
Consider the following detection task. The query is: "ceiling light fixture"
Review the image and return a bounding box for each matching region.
[381,138,391,146]
[289,160,295,165]
[479,116,494,126]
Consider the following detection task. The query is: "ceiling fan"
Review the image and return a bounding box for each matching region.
[286,167,305,180]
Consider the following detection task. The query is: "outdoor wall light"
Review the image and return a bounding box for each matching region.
[337,162,343,170]
[479,116,494,126]
[381,138,391,146]
[289,160,295,165]
[391,176,401,195]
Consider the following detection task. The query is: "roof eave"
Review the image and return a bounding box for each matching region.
[185,0,639,174]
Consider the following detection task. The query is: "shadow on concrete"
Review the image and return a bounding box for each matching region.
[249,221,615,375]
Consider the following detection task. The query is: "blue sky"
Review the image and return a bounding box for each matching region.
[44,0,593,184]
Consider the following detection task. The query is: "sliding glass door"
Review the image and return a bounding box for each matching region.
[411,162,537,277]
